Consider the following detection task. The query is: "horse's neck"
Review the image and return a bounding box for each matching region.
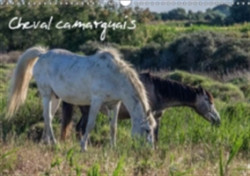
[121,93,146,124]
[164,100,194,108]
[153,81,196,111]
[123,95,148,135]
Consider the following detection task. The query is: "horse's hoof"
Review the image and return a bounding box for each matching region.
[52,140,57,145]
[80,145,87,152]
[110,143,116,148]
[41,139,51,145]
[41,138,57,145]
[80,141,87,152]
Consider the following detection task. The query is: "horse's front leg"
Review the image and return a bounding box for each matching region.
[80,98,103,151]
[109,102,121,147]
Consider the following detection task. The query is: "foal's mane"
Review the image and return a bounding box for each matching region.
[98,48,151,113]
[142,72,213,103]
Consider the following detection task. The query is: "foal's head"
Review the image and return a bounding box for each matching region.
[194,87,220,125]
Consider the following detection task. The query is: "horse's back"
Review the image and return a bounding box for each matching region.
[33,49,123,105]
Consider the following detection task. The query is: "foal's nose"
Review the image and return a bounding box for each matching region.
[213,114,221,126]
[214,119,221,126]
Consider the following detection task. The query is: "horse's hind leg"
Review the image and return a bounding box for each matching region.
[80,98,103,151]
[109,102,121,147]
[51,95,61,117]
[61,102,73,141]
[42,96,57,145]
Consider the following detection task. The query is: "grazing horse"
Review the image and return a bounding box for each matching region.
[6,47,156,151]
[60,72,221,141]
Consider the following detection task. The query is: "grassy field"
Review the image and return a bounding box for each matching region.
[0,62,249,176]
[130,22,250,46]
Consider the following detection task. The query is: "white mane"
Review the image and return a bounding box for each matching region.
[97,48,151,113]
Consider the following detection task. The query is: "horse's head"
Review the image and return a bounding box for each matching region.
[140,110,156,148]
[194,87,221,126]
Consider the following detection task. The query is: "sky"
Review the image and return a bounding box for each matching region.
[0,0,235,12]
[118,0,235,12]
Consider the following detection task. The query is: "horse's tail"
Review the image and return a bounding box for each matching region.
[6,46,47,117]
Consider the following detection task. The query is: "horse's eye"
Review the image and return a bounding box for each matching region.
[207,99,212,105]
[145,129,150,134]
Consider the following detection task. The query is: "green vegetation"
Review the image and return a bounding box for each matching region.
[0,1,249,174]
[231,0,250,23]
[76,28,250,71]
[0,63,249,175]
[1,3,250,72]
[1,2,250,50]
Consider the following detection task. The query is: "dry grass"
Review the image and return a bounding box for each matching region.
[0,140,249,176]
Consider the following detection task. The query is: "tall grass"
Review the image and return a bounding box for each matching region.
[0,64,249,175]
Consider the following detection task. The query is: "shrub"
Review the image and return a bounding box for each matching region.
[165,70,244,102]
[168,31,250,72]
[0,51,22,64]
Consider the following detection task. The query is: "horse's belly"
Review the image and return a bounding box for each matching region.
[51,82,91,105]
[59,93,91,105]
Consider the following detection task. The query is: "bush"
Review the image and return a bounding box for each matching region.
[168,31,250,72]
[77,32,250,72]
[164,70,244,102]
[0,51,22,64]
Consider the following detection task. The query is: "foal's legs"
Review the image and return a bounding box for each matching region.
[109,102,121,147]
[61,102,73,141]
[154,118,161,143]
[80,98,103,151]
[76,106,90,138]
[153,112,163,143]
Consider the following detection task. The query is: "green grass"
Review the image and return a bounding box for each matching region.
[131,23,250,46]
[0,64,249,175]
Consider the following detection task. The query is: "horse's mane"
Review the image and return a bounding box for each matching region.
[98,48,151,113]
[141,72,213,104]
[205,90,214,103]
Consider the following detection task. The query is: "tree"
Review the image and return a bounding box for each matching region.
[163,8,187,20]
[230,0,250,23]
[212,4,230,16]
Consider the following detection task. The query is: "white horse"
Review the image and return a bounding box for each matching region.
[6,47,156,151]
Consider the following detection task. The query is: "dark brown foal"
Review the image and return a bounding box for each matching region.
[61,72,220,141]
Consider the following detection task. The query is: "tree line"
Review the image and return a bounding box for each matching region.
[158,0,250,25]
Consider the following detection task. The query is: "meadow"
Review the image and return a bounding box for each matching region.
[0,61,249,175]
[1,5,250,173]
[134,22,250,46]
